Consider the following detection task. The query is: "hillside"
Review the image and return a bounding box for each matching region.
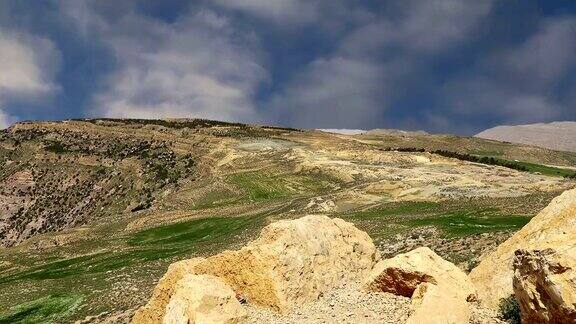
[0,118,575,322]
[476,121,576,153]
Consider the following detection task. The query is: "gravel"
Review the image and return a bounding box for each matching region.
[243,283,411,324]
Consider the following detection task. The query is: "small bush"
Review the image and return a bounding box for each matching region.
[499,295,521,323]
[45,142,68,154]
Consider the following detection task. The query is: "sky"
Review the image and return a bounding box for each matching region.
[0,1,575,134]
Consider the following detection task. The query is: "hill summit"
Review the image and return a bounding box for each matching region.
[476,121,576,152]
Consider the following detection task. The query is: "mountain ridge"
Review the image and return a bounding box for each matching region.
[476,121,576,152]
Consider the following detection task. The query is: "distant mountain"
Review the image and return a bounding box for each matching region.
[476,121,576,152]
[365,129,429,136]
[318,129,366,135]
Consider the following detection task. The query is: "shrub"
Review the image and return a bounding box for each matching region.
[45,142,68,154]
[499,295,521,324]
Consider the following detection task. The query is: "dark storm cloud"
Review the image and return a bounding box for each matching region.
[0,0,575,134]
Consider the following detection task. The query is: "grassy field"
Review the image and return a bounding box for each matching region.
[0,294,83,324]
[227,171,337,201]
[510,160,576,177]
[404,209,530,237]
[0,213,269,323]
[340,197,538,241]
[129,215,266,247]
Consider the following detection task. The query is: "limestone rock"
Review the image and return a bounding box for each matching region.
[365,247,476,323]
[407,282,471,324]
[162,274,246,324]
[365,247,476,301]
[132,258,205,324]
[470,188,576,309]
[135,215,380,320]
[513,249,576,323]
[193,215,380,312]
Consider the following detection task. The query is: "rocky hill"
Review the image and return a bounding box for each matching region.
[0,118,575,322]
[137,189,576,323]
[2,118,574,249]
[476,121,576,153]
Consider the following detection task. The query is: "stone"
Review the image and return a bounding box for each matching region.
[365,247,476,323]
[365,247,476,301]
[513,249,576,323]
[132,258,205,324]
[136,215,380,319]
[162,274,246,324]
[407,282,470,324]
[470,188,576,309]
[193,215,380,313]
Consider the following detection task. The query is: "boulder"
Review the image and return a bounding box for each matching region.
[132,258,205,324]
[135,215,380,319]
[365,247,476,301]
[193,215,380,312]
[407,282,471,324]
[513,249,576,323]
[365,247,476,323]
[470,188,576,309]
[162,274,246,324]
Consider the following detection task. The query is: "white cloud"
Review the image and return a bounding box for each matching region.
[210,0,318,24]
[208,0,369,29]
[338,0,494,56]
[0,30,58,97]
[0,29,60,128]
[81,9,268,122]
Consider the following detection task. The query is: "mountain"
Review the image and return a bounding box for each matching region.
[476,121,576,152]
[0,118,575,322]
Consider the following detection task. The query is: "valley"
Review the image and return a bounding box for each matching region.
[0,119,575,323]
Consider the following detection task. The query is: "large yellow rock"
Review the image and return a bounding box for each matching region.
[132,258,205,324]
[470,188,576,309]
[135,215,380,321]
[365,247,476,323]
[513,249,576,323]
[162,274,246,324]
[193,215,380,312]
[365,247,476,300]
[407,282,471,324]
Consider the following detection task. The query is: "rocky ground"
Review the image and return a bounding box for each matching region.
[245,285,506,324]
[244,284,411,324]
